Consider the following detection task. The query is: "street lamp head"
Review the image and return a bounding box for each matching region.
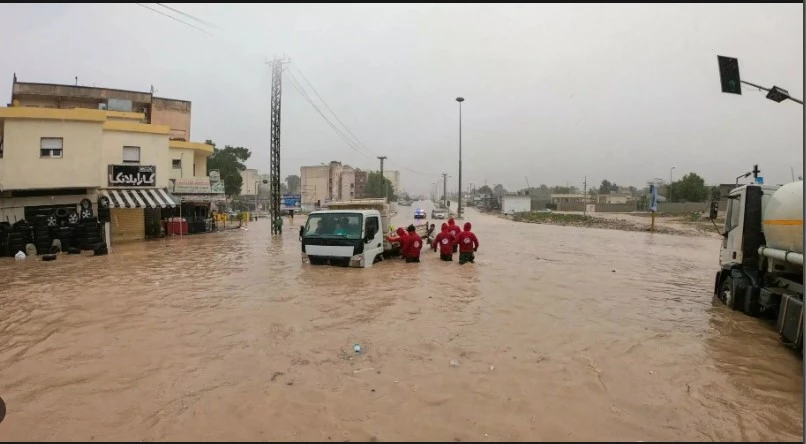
[456,97,464,103]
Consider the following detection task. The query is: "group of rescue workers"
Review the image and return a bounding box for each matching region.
[386,217,479,265]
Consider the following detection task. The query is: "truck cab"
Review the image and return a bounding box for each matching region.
[300,209,384,267]
[713,181,803,350]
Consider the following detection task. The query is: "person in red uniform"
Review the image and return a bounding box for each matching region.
[404,224,423,263]
[432,222,456,261]
[455,222,479,264]
[386,227,409,259]
[447,218,461,253]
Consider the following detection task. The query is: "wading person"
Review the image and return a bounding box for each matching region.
[455,222,479,265]
[404,224,423,263]
[447,218,461,253]
[432,223,456,261]
[386,227,409,259]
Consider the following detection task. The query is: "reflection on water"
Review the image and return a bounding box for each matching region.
[0,206,801,441]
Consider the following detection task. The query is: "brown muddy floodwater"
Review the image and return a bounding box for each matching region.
[0,204,801,442]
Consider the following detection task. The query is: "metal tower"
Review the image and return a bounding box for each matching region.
[269,57,288,233]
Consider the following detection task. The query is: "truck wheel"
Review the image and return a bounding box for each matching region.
[718,277,739,310]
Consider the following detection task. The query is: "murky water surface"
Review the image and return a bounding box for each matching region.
[0,204,801,441]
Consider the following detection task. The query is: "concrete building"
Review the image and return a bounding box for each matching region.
[0,79,214,244]
[383,170,400,194]
[240,169,260,196]
[300,161,371,210]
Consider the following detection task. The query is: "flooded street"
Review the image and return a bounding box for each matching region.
[0,204,801,442]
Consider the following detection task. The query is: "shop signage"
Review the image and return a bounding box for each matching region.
[108,165,156,187]
[174,177,212,194]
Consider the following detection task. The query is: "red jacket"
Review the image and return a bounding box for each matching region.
[386,228,409,255]
[406,232,423,258]
[447,219,461,238]
[455,222,479,253]
[432,228,455,255]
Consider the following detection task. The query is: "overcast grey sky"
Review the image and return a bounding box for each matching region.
[1,3,802,194]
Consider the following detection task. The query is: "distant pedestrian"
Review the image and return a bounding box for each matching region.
[455,222,479,265]
[273,214,283,234]
[289,210,295,222]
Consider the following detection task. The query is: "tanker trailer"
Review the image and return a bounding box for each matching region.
[710,179,803,350]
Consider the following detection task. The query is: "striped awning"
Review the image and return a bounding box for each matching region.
[101,188,180,209]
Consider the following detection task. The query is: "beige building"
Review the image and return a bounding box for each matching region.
[300,161,344,208]
[383,170,400,193]
[0,96,213,244]
[240,169,260,196]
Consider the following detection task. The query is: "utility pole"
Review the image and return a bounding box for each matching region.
[377,156,387,201]
[583,176,587,217]
[268,56,289,234]
[442,173,449,207]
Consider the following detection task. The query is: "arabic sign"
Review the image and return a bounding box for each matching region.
[281,194,302,210]
[174,177,211,194]
[108,165,156,187]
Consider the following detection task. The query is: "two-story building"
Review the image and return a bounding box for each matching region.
[0,79,214,243]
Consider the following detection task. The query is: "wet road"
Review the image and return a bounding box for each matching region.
[0,203,802,441]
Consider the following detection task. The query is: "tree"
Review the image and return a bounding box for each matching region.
[365,171,394,200]
[477,185,493,195]
[670,172,708,202]
[493,184,507,196]
[599,179,618,194]
[285,175,301,194]
[206,140,252,197]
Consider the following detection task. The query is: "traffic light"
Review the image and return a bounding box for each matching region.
[718,55,741,95]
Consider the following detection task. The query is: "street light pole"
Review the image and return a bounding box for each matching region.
[455,97,464,219]
[669,166,675,203]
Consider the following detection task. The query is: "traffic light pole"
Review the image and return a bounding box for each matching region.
[740,80,803,105]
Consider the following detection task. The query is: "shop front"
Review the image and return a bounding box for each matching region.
[168,177,226,234]
[101,164,180,243]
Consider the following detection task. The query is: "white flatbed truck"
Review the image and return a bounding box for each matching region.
[298,199,428,268]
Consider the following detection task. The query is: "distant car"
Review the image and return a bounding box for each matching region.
[414,208,426,219]
[432,209,448,219]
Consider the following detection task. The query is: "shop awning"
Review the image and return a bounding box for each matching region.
[101,188,181,209]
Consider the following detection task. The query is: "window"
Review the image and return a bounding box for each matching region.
[172,159,182,169]
[40,137,63,158]
[365,216,379,238]
[122,146,140,163]
[725,198,742,232]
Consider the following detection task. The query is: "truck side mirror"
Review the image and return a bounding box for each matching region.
[709,200,719,220]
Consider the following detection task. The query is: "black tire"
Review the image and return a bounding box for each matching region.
[54,208,69,219]
[41,254,57,261]
[66,246,82,255]
[718,277,739,310]
[80,198,92,210]
[66,210,80,225]
[98,195,110,209]
[45,213,59,227]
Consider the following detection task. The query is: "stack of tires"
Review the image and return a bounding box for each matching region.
[56,226,77,252]
[0,222,11,257]
[6,220,31,257]
[76,200,108,256]
[32,215,55,255]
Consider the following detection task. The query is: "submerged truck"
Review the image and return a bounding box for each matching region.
[710,177,803,351]
[298,199,428,268]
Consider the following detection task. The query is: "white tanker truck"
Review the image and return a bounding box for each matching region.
[710,177,803,351]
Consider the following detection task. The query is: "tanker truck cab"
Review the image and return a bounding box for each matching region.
[300,209,384,268]
[711,180,804,350]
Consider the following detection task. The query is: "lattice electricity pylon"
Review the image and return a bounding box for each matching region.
[269,57,289,233]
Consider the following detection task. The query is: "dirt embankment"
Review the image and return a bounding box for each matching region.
[507,211,724,238]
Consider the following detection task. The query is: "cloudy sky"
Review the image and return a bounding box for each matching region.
[1,3,802,194]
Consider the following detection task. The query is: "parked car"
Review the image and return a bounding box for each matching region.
[432,209,449,219]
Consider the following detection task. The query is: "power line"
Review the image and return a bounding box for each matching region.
[134,3,211,35]
[155,3,219,28]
